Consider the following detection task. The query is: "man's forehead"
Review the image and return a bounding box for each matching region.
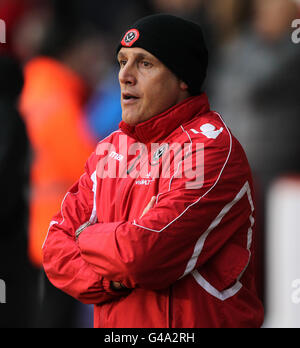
[118,47,158,60]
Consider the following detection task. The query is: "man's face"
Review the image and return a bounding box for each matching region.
[118,47,189,125]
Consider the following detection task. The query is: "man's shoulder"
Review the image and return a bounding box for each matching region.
[179,110,232,147]
[97,129,124,144]
[84,130,123,172]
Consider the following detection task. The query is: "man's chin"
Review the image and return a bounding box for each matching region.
[122,109,154,126]
[122,113,139,126]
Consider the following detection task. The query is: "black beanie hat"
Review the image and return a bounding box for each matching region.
[116,14,208,96]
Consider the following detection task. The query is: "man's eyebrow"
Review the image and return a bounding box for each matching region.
[117,52,126,61]
[135,53,153,60]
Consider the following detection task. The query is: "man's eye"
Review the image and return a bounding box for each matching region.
[141,61,152,68]
[119,60,127,67]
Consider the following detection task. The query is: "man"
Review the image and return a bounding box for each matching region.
[43,14,264,328]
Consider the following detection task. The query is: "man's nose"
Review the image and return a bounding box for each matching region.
[119,64,137,86]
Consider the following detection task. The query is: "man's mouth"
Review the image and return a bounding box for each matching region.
[122,93,140,104]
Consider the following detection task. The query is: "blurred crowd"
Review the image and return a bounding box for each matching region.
[0,0,299,328]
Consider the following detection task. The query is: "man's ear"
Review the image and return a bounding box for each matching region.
[180,81,189,91]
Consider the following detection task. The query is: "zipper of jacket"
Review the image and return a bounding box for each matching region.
[127,154,142,175]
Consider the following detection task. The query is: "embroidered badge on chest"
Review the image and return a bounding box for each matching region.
[150,143,169,166]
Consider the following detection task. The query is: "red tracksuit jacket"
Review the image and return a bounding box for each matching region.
[43,94,264,328]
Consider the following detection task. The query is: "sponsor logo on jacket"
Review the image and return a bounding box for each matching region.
[191,123,223,139]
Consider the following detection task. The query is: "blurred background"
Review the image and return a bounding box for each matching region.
[0,0,300,328]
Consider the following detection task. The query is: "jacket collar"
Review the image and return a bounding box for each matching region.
[119,93,210,144]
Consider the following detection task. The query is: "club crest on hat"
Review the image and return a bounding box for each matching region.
[121,29,140,47]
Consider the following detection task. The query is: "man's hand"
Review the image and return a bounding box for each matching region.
[140,196,156,218]
[75,221,91,240]
[110,281,128,291]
